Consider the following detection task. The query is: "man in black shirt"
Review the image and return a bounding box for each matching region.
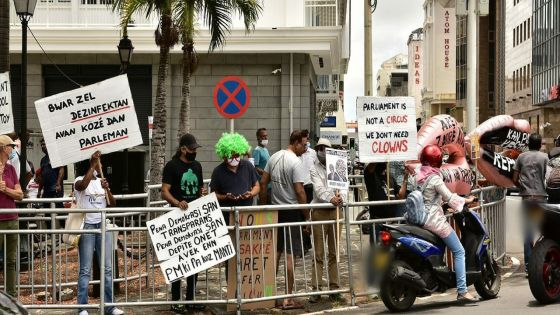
[161,133,205,313]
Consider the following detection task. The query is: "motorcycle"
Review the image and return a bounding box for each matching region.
[372,205,501,312]
[527,201,560,304]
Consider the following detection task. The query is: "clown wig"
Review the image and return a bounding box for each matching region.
[215,133,250,159]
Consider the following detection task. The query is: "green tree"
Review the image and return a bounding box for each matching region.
[174,0,262,138]
[113,0,179,187]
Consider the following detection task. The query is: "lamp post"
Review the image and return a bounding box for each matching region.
[118,36,133,194]
[13,0,37,187]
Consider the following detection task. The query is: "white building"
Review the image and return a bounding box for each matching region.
[8,0,350,181]
[422,0,456,119]
[376,53,408,97]
[407,28,424,121]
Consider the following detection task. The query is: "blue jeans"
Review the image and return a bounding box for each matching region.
[443,232,467,294]
[78,222,115,313]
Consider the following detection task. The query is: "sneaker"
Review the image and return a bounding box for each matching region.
[457,292,479,303]
[171,304,185,314]
[308,295,321,303]
[78,311,88,315]
[110,308,124,315]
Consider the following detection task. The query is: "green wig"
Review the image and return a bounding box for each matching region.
[215,133,250,159]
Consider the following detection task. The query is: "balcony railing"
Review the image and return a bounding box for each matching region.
[10,0,156,27]
[305,0,339,27]
[317,74,339,94]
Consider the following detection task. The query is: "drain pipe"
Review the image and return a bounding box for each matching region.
[290,53,294,133]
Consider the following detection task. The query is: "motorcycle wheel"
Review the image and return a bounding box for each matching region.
[528,238,560,304]
[380,260,417,312]
[474,252,501,299]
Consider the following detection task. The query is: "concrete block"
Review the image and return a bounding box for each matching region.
[257,54,282,64]
[273,86,282,97]
[130,54,153,64]
[242,65,277,76]
[255,86,274,97]
[294,53,306,64]
[66,54,97,64]
[211,65,243,76]
[41,54,66,64]
[258,96,281,108]
[190,86,214,97]
[195,76,221,87]
[258,75,280,86]
[191,96,214,108]
[195,65,212,75]
[27,64,41,75]
[95,54,119,64]
[226,54,257,64]
[169,54,182,64]
[27,74,41,87]
[200,54,226,64]
[28,85,42,98]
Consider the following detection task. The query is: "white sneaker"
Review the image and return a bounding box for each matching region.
[78,311,88,315]
[110,308,124,315]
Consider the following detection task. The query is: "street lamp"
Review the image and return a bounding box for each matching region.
[13,0,37,186]
[117,36,134,194]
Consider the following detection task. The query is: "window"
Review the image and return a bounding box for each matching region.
[513,28,516,47]
[513,71,516,93]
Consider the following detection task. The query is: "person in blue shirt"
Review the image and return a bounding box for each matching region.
[252,128,270,178]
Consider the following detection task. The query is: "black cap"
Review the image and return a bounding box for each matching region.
[180,133,202,150]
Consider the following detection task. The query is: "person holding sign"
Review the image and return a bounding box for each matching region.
[74,152,124,315]
[161,133,205,313]
[0,135,24,297]
[308,138,344,303]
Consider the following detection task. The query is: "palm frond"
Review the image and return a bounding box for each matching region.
[229,0,262,32]
[197,0,232,51]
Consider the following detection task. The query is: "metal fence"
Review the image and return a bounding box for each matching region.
[0,181,506,313]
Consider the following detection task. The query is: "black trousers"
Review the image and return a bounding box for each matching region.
[171,273,198,301]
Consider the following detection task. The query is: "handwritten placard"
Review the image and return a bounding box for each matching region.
[356,96,418,163]
[0,72,15,134]
[146,193,235,284]
[227,211,277,310]
[34,75,142,168]
[326,148,349,190]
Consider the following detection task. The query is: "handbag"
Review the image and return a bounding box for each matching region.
[62,194,85,247]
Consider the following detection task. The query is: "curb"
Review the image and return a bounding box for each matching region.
[502,256,521,279]
[307,306,360,315]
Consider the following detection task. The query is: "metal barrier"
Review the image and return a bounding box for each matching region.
[0,183,506,313]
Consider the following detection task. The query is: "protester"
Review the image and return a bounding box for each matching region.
[26,168,42,202]
[308,138,343,303]
[259,130,308,310]
[6,132,33,184]
[39,138,65,224]
[253,128,270,179]
[513,133,549,274]
[300,130,316,252]
[161,133,205,313]
[416,144,477,302]
[73,152,124,315]
[547,135,560,204]
[0,135,24,297]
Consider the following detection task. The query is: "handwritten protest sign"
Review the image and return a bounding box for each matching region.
[326,148,349,191]
[0,72,15,134]
[227,211,277,310]
[34,75,142,168]
[356,96,417,163]
[146,193,235,284]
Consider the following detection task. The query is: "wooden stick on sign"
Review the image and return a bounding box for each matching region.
[97,156,111,204]
[386,162,391,201]
[336,189,340,264]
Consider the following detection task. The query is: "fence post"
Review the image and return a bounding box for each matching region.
[234,207,242,315]
[50,202,57,303]
[344,202,355,306]
[100,209,107,314]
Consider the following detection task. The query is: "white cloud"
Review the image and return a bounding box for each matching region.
[344,0,424,122]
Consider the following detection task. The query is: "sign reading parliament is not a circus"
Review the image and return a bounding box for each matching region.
[34,75,143,168]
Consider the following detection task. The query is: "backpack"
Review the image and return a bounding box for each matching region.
[404,175,437,226]
[547,167,560,189]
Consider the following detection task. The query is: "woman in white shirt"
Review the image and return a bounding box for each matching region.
[74,151,123,315]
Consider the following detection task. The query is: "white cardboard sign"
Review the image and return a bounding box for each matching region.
[320,130,342,145]
[0,72,15,134]
[356,96,418,163]
[146,193,235,283]
[326,148,349,191]
[34,75,143,168]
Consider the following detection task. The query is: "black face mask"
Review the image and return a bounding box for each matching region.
[185,152,197,162]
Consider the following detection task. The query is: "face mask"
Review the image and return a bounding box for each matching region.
[185,152,197,161]
[260,139,269,147]
[227,157,240,167]
[317,151,326,165]
[8,151,16,160]
[306,143,311,149]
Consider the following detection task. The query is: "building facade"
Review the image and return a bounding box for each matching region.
[8,0,350,180]
[531,0,560,145]
[376,53,408,97]
[422,0,457,119]
[408,28,424,121]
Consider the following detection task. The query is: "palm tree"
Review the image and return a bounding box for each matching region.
[174,0,262,139]
[113,0,179,188]
[0,0,9,73]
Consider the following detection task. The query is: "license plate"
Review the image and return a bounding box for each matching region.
[374,251,390,269]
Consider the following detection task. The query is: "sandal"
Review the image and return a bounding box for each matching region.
[281,299,305,310]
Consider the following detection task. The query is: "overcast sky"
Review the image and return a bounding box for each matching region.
[344,0,424,122]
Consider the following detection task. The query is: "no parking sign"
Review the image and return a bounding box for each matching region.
[213,76,250,119]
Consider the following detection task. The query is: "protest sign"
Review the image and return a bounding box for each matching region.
[227,211,277,310]
[326,148,349,191]
[146,193,235,284]
[34,75,143,168]
[0,72,15,134]
[320,130,342,145]
[356,96,418,163]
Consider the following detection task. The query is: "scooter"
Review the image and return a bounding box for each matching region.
[527,201,560,304]
[373,205,501,312]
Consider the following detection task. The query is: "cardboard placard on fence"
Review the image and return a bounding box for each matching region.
[227,211,277,311]
[0,72,15,134]
[34,75,143,168]
[326,148,349,191]
[146,193,235,284]
[356,96,418,163]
